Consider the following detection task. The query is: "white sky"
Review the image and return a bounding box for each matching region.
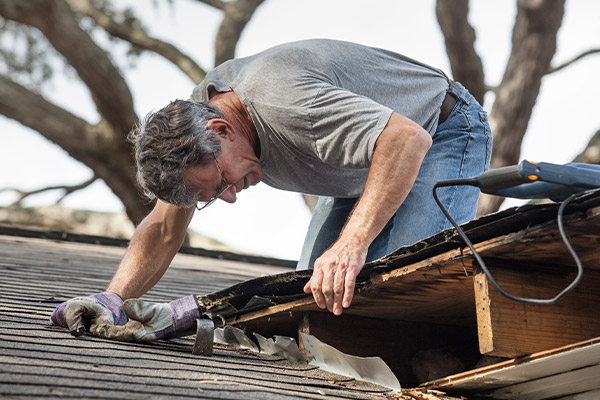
[1,0,599,260]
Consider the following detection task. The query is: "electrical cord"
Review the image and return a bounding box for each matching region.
[432,179,584,304]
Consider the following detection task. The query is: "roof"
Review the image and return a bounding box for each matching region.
[2,190,600,399]
[0,226,457,399]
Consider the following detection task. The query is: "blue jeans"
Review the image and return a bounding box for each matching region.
[296,82,492,270]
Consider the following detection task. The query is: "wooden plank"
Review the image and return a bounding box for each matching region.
[462,206,600,270]
[221,203,600,389]
[296,312,479,388]
[226,258,477,331]
[354,260,477,325]
[224,298,321,343]
[483,364,600,400]
[421,338,600,391]
[473,263,600,357]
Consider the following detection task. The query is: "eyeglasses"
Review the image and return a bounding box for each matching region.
[195,153,233,211]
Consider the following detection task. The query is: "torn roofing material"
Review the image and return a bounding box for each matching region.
[301,332,402,392]
[198,190,600,321]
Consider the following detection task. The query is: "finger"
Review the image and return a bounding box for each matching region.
[320,266,336,313]
[303,280,311,294]
[123,299,159,323]
[90,320,146,342]
[50,300,74,328]
[63,299,111,332]
[61,302,83,332]
[332,268,346,316]
[308,268,327,310]
[342,267,359,309]
[90,322,129,340]
[312,286,327,310]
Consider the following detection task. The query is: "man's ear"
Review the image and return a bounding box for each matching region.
[207,119,235,140]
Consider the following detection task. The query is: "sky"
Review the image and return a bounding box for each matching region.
[1,0,599,260]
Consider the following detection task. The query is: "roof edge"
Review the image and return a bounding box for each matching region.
[0,223,297,269]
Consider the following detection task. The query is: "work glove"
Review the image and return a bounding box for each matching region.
[90,295,201,342]
[49,292,128,335]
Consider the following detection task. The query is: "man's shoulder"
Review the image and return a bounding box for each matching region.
[258,38,382,57]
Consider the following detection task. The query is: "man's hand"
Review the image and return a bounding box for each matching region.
[303,239,368,316]
[90,295,201,342]
[49,292,128,335]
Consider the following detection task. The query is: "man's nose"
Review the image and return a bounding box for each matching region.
[219,185,236,203]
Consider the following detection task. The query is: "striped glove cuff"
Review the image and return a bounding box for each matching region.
[89,292,128,325]
[154,295,201,340]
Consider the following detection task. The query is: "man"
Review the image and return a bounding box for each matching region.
[51,39,491,340]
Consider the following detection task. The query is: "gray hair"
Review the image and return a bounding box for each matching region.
[128,99,223,207]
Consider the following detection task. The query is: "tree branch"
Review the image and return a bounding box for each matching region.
[1,175,97,207]
[0,0,137,135]
[196,0,227,10]
[0,73,94,156]
[214,0,265,66]
[547,48,600,75]
[435,0,485,104]
[66,0,207,84]
[0,74,151,223]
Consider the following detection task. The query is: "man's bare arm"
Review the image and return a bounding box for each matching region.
[107,200,195,299]
[303,112,433,315]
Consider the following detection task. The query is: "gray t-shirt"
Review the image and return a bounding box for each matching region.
[190,39,449,198]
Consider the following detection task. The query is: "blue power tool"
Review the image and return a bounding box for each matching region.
[433,160,600,304]
[475,160,600,201]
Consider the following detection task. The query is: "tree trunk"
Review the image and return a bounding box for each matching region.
[477,0,565,216]
[0,0,267,225]
[436,0,485,104]
[1,0,137,134]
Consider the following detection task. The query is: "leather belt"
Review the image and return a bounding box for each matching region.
[438,81,460,124]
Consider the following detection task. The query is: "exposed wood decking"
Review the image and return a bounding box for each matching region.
[203,192,600,395]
